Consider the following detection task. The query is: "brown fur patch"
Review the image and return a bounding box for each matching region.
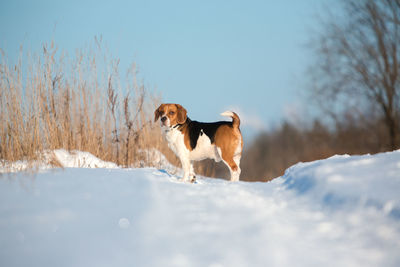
[214,125,243,171]
[154,104,165,122]
[178,123,193,151]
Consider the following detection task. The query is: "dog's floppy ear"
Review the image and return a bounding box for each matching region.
[175,104,187,124]
[154,104,164,122]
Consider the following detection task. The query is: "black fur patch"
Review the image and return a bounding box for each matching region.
[185,118,232,150]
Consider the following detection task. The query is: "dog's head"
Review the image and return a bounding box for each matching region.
[154,103,187,127]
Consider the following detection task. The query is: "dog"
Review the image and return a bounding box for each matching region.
[154,103,243,182]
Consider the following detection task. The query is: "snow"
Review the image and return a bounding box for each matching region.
[1,150,400,267]
[136,148,182,175]
[0,149,177,173]
[51,149,119,168]
[0,149,119,173]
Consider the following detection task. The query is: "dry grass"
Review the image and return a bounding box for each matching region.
[0,40,179,169]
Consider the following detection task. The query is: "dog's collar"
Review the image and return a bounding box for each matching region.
[163,121,186,133]
[171,118,191,130]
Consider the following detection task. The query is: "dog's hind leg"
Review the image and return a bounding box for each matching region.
[231,154,241,182]
[221,154,240,182]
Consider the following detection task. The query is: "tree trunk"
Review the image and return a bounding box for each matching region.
[385,113,398,150]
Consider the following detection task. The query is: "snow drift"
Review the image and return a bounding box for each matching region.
[0,150,399,267]
[0,149,118,173]
[0,149,178,174]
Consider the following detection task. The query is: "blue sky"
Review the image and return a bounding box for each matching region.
[0,0,330,138]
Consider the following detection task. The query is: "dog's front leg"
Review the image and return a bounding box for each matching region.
[189,161,196,183]
[180,157,191,182]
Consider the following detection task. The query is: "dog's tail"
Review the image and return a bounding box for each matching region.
[220,111,240,128]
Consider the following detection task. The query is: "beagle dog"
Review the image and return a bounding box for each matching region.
[154,103,243,182]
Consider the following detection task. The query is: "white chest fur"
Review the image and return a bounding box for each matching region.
[162,127,187,158]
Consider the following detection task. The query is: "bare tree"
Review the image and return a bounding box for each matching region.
[310,0,400,150]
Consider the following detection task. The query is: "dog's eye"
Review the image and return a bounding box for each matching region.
[169,111,175,115]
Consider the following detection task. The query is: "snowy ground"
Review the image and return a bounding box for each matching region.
[1,150,400,267]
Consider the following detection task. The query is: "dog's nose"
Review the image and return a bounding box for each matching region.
[161,116,167,122]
